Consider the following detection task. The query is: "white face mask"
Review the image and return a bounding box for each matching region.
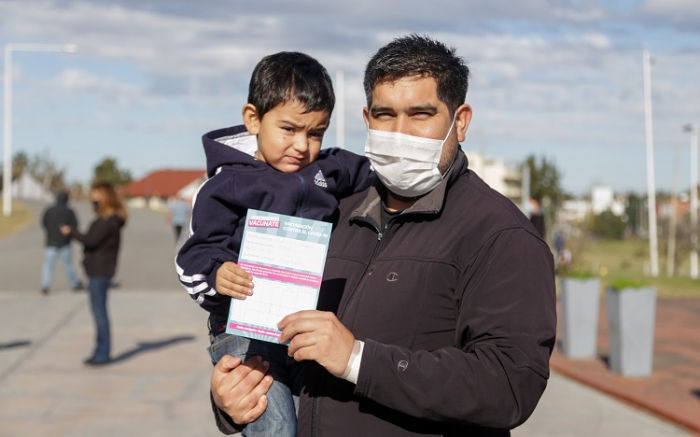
[364,116,456,198]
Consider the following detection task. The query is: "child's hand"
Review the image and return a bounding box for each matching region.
[216,262,254,299]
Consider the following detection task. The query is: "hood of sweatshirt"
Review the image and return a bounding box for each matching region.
[201,125,260,178]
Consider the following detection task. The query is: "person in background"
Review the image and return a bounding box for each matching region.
[528,195,546,239]
[41,191,83,295]
[62,182,127,366]
[166,195,191,243]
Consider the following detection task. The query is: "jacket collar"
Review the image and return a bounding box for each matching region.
[350,148,469,227]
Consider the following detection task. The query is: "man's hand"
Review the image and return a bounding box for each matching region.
[211,355,273,425]
[278,310,355,377]
[60,225,71,236]
[216,262,254,299]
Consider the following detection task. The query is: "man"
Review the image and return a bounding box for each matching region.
[166,195,191,243]
[41,191,83,294]
[210,35,556,436]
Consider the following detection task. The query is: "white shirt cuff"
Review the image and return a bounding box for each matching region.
[341,340,364,384]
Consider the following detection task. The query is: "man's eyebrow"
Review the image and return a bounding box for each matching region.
[408,105,438,113]
[369,106,394,115]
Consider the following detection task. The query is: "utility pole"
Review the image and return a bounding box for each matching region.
[643,49,659,277]
[684,123,699,279]
[335,70,345,149]
[667,143,679,277]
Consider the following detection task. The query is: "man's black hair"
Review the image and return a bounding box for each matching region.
[248,51,335,120]
[364,34,469,115]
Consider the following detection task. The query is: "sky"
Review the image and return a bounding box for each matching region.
[1,0,699,196]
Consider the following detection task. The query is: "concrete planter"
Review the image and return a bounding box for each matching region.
[560,277,601,358]
[605,286,656,377]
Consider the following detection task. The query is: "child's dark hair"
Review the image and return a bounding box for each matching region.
[248,51,335,119]
[364,34,469,116]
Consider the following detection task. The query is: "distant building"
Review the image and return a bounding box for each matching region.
[466,151,523,204]
[591,185,625,215]
[0,170,53,202]
[122,169,206,210]
[559,185,627,223]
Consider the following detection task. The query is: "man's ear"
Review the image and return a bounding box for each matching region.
[242,104,261,135]
[455,104,472,143]
[362,107,370,127]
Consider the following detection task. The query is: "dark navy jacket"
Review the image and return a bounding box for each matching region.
[176,125,375,315]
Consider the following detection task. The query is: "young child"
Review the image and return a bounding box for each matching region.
[175,52,374,436]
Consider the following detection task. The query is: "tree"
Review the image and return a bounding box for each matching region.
[590,209,627,240]
[12,152,29,178]
[525,154,566,218]
[624,192,644,236]
[12,151,67,192]
[92,157,132,188]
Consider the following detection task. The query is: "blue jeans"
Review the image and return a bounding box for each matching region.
[209,334,303,437]
[88,277,111,362]
[42,245,81,290]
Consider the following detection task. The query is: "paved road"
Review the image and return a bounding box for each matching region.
[1,200,180,292]
[0,201,691,436]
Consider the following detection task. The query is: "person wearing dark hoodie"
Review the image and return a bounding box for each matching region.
[61,182,127,366]
[41,191,83,294]
[175,51,374,436]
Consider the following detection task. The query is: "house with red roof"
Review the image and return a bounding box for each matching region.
[121,169,206,210]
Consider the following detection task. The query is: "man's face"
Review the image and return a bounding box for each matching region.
[363,75,470,173]
[246,100,329,173]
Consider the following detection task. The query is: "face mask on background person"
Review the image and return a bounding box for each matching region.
[364,115,457,198]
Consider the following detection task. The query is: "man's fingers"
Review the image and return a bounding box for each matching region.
[240,393,268,424]
[239,376,273,423]
[213,355,243,378]
[278,310,330,329]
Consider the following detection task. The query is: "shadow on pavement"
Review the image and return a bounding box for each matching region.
[110,335,195,363]
[0,340,31,350]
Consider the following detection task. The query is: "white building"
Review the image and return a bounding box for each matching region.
[591,185,626,216]
[0,170,53,202]
[466,151,523,203]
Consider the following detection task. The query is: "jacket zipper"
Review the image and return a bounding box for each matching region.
[338,229,383,319]
[311,224,384,437]
[295,173,307,218]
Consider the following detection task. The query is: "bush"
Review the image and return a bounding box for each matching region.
[590,209,626,240]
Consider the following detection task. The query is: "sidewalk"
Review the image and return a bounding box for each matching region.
[550,297,700,435]
[0,290,218,436]
[0,288,693,436]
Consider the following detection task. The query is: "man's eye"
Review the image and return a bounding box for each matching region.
[282,127,294,133]
[310,132,324,139]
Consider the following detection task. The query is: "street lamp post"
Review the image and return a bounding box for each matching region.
[3,43,78,217]
[643,49,659,277]
[685,123,699,279]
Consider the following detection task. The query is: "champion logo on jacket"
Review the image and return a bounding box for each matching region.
[314,170,328,188]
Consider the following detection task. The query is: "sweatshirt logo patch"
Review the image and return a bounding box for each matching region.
[314,170,328,188]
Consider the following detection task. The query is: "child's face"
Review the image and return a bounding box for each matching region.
[251,100,329,173]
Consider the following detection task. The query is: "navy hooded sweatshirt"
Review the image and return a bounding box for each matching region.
[176,125,375,316]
